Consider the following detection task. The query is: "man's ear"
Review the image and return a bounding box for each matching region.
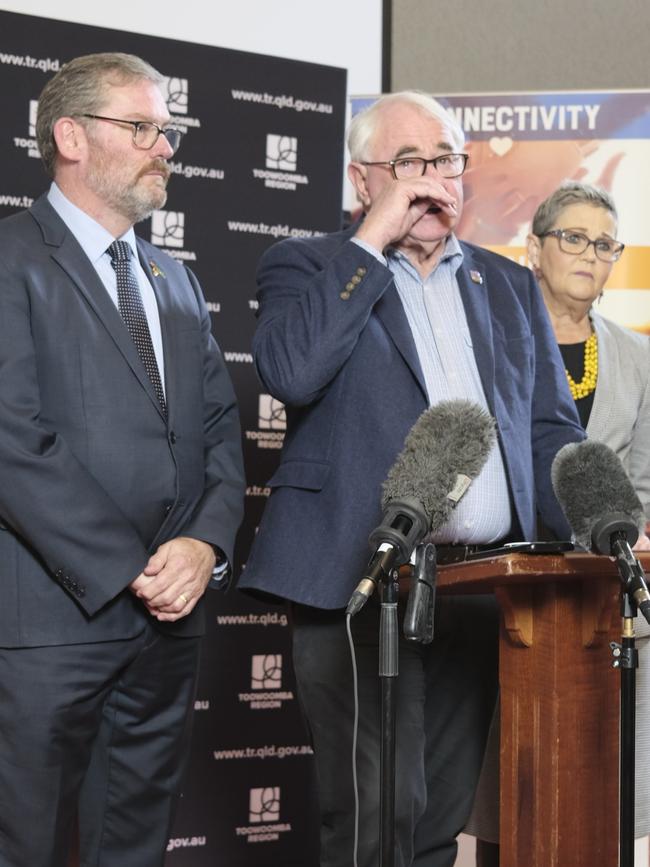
[347,162,371,210]
[52,116,87,164]
[526,232,542,275]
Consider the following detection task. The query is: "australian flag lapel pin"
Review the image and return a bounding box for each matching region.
[149,259,166,279]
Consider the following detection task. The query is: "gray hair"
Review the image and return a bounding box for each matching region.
[347,90,465,162]
[36,52,164,177]
[532,181,618,236]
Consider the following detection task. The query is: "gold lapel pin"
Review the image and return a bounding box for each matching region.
[149,260,166,278]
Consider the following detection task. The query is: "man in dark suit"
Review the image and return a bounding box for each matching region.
[238,91,584,866]
[0,53,245,866]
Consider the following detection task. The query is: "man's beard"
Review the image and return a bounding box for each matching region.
[86,148,171,225]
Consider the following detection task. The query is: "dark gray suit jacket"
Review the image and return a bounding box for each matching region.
[0,194,245,647]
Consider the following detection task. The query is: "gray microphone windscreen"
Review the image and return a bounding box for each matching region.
[382,400,496,532]
[551,440,645,550]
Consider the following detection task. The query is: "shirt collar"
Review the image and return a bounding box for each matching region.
[387,233,464,279]
[47,182,138,265]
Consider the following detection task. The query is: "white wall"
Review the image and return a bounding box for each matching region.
[0,0,382,96]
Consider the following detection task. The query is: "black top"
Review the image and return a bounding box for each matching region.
[558,341,594,428]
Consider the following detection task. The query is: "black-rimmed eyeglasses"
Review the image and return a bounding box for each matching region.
[82,114,184,155]
[540,229,625,263]
[361,153,469,180]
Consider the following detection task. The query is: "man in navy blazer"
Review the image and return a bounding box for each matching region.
[239,92,584,866]
[0,53,244,866]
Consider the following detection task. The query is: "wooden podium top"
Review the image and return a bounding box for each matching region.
[435,550,650,594]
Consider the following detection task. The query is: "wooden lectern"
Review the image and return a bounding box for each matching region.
[436,551,648,866]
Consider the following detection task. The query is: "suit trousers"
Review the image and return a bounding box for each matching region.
[292,593,499,867]
[0,621,201,867]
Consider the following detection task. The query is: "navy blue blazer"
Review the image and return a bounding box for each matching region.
[0,195,245,646]
[239,226,584,609]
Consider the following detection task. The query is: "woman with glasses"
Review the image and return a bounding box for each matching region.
[528,181,650,528]
[468,180,650,865]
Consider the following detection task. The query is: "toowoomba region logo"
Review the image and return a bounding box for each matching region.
[150,210,197,262]
[244,394,286,450]
[160,75,202,134]
[13,100,40,160]
[235,787,292,844]
[238,654,294,710]
[252,134,309,191]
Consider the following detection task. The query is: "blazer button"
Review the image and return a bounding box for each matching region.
[351,275,361,285]
[339,291,351,300]
[169,431,177,444]
[356,266,367,276]
[345,281,355,291]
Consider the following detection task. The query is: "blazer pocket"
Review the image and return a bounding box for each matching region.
[267,460,330,491]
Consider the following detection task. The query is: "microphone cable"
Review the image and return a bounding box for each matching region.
[345,611,361,867]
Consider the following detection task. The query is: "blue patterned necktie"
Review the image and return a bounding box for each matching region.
[107,240,167,416]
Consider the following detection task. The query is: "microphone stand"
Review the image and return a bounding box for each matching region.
[611,592,638,867]
[346,502,431,867]
[379,543,437,867]
[607,531,646,867]
[379,569,399,867]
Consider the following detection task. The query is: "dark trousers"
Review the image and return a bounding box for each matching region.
[292,594,499,867]
[0,622,201,867]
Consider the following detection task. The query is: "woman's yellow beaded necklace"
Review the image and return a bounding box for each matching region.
[566,332,598,400]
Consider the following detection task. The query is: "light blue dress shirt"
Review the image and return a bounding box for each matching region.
[353,234,512,544]
[47,183,166,396]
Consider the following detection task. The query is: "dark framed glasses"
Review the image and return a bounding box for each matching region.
[82,114,184,154]
[540,229,624,263]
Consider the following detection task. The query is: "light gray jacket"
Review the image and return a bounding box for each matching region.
[588,311,650,519]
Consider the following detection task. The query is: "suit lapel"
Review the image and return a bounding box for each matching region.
[374,283,428,401]
[456,247,496,412]
[31,196,166,420]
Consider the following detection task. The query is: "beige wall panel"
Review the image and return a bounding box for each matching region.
[392,0,650,93]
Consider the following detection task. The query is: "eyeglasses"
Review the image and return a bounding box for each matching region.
[361,153,469,180]
[540,229,625,263]
[81,114,184,155]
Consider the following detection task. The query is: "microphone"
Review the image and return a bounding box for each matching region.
[346,400,496,616]
[403,542,437,644]
[552,440,650,623]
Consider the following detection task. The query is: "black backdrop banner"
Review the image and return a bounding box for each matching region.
[0,10,347,865]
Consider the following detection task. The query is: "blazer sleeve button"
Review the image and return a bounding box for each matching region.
[339,291,351,300]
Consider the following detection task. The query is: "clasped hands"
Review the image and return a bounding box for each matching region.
[129,536,216,621]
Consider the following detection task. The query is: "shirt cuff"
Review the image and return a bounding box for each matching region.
[209,546,232,590]
[351,236,387,266]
